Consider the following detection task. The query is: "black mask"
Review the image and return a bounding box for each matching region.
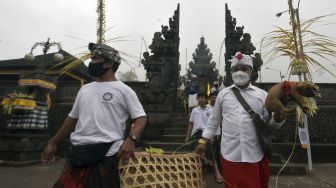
[88,61,109,77]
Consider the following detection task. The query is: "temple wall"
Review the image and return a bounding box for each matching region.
[1,81,335,162]
[0,80,170,143]
[1,81,335,141]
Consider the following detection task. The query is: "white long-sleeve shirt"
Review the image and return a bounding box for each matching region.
[202,84,284,163]
[207,104,221,136]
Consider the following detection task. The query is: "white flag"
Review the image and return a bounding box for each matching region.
[298,127,308,149]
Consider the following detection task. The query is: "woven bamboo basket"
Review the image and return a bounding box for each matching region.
[118,152,204,188]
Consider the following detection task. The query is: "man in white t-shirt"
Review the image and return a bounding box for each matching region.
[185,93,211,144]
[41,43,147,188]
[185,93,212,187]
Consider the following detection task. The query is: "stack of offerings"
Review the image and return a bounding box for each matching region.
[1,79,56,129]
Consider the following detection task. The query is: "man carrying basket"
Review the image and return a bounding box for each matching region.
[41,43,147,188]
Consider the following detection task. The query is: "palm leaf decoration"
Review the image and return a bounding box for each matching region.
[50,52,91,76]
[49,0,139,79]
[262,14,336,81]
[49,35,139,79]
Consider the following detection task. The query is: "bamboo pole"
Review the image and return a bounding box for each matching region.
[288,0,313,174]
[295,8,313,175]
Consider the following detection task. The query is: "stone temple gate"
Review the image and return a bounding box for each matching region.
[0,3,335,166]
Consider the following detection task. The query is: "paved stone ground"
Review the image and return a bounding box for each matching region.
[0,159,335,188]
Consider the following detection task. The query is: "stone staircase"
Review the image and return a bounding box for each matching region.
[269,153,307,175]
[143,113,307,175]
[144,113,190,153]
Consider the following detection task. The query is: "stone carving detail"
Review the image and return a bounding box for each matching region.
[224,3,262,86]
[187,37,218,94]
[274,109,336,143]
[141,4,180,111]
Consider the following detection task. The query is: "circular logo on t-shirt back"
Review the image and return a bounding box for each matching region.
[102,92,113,102]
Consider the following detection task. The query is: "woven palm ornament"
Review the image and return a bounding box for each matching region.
[118,152,204,188]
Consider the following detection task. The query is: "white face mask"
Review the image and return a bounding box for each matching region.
[232,71,250,86]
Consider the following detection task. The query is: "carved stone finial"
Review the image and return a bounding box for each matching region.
[224,3,261,86]
[188,36,218,94]
[140,4,180,107]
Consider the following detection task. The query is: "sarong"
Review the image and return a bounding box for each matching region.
[53,155,120,188]
[220,155,270,188]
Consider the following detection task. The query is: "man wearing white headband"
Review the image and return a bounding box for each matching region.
[229,52,254,87]
[196,52,290,188]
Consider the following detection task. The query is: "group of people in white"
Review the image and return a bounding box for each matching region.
[41,41,292,188]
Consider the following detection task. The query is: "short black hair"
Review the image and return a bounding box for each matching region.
[197,93,208,99]
[209,91,218,97]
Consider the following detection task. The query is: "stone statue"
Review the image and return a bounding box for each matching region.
[140,4,180,110]
[251,53,263,82]
[148,32,165,54]
[141,51,151,66]
[241,33,256,55]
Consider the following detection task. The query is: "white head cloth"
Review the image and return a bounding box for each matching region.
[229,52,253,68]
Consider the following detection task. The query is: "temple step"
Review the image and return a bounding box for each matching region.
[270,163,307,175]
[170,113,189,119]
[270,153,283,164]
[165,122,187,128]
[161,135,185,142]
[164,128,187,135]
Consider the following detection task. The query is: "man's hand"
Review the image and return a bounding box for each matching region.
[118,138,135,161]
[41,117,77,165]
[195,143,207,155]
[41,143,57,165]
[274,110,291,123]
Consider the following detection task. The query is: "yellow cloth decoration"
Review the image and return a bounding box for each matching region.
[46,93,52,109]
[145,146,164,155]
[19,79,56,90]
[1,97,36,114]
[198,138,207,144]
[2,98,36,108]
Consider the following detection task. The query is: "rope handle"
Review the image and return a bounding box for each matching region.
[172,140,197,155]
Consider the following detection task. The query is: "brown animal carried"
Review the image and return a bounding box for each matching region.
[265,81,321,117]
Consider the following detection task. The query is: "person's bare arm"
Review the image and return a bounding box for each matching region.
[118,116,147,160]
[185,122,193,143]
[41,117,78,165]
[130,116,147,138]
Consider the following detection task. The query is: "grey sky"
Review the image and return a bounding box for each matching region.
[0,0,335,82]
